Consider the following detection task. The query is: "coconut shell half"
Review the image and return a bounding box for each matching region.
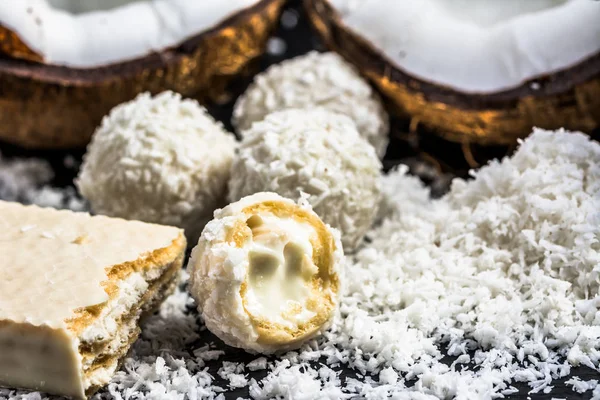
[0,0,285,149]
[305,0,600,146]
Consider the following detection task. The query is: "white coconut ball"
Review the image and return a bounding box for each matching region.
[228,108,382,251]
[189,192,343,354]
[232,51,389,158]
[77,91,236,241]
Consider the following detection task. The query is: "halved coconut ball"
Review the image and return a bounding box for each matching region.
[233,51,389,158]
[188,192,343,354]
[228,108,382,251]
[76,91,236,242]
[0,0,285,148]
[306,0,600,145]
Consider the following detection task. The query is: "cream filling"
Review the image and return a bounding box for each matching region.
[80,317,138,372]
[83,359,120,393]
[81,318,136,391]
[78,263,170,346]
[79,272,149,345]
[80,266,178,391]
[243,214,319,328]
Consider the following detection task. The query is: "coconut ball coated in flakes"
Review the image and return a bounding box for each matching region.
[76,91,236,241]
[232,51,389,158]
[228,108,382,251]
[188,192,343,354]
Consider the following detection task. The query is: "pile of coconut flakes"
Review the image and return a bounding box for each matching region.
[1,128,599,400]
[0,151,85,211]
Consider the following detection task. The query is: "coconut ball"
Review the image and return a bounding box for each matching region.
[228,108,382,251]
[76,91,236,241]
[189,192,343,354]
[232,51,389,158]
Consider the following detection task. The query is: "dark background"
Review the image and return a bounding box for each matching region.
[0,0,597,398]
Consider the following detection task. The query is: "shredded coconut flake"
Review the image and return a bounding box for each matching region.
[247,358,268,371]
[566,376,599,394]
[218,362,248,389]
[1,128,598,400]
[249,361,346,400]
[0,151,51,202]
[0,151,87,211]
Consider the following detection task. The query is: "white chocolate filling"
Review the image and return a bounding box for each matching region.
[243,214,319,329]
[79,272,148,346]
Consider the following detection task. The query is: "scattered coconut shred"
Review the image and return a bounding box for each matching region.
[1,128,599,400]
[0,151,86,210]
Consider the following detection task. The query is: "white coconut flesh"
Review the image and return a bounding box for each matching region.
[0,0,261,68]
[328,0,600,93]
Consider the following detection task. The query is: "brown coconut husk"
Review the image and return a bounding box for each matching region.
[305,0,600,147]
[0,0,285,149]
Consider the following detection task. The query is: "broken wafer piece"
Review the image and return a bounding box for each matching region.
[0,201,186,399]
[189,192,343,354]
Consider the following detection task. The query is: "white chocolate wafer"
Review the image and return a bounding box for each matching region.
[0,201,185,399]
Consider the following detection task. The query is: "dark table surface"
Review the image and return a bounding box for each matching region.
[0,1,597,398]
